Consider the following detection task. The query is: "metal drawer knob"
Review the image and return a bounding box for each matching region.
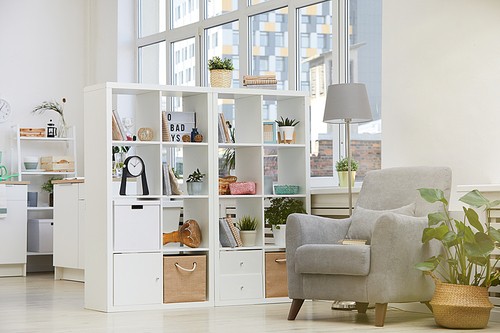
[240,285,244,290]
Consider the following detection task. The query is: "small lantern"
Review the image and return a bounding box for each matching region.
[47,119,57,138]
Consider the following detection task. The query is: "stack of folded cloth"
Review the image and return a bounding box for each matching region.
[243,75,277,89]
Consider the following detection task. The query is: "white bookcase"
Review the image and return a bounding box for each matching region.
[83,82,309,312]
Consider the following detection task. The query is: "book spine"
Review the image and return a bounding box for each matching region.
[243,79,278,85]
[219,218,237,247]
[243,75,276,81]
[112,109,127,140]
[244,84,277,90]
[225,217,242,247]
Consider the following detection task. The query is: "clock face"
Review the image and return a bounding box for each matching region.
[126,156,143,177]
[0,99,12,123]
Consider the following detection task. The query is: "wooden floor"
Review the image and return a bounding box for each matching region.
[1,273,500,332]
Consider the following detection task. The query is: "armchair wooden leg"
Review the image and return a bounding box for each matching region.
[375,303,388,327]
[421,301,433,313]
[355,302,369,314]
[288,299,305,320]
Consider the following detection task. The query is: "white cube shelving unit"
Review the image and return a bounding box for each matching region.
[83,82,310,312]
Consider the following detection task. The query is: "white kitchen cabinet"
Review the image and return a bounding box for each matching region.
[0,183,28,277]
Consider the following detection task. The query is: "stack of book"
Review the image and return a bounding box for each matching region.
[219,217,243,248]
[243,75,277,90]
[218,113,231,143]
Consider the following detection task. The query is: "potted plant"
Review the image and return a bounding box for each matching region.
[41,176,63,207]
[414,188,500,329]
[265,197,307,247]
[276,116,299,143]
[32,98,67,138]
[186,168,205,195]
[236,215,259,247]
[208,56,234,88]
[335,157,359,187]
[221,124,235,175]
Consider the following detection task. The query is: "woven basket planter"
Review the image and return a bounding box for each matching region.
[210,70,232,88]
[428,271,494,329]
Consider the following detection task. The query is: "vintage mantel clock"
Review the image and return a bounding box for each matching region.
[119,155,149,195]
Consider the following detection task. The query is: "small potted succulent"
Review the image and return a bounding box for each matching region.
[276,116,299,143]
[186,168,205,195]
[208,56,234,88]
[335,157,359,187]
[236,215,259,247]
[265,197,307,247]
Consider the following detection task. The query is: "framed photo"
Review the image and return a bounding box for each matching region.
[263,121,276,144]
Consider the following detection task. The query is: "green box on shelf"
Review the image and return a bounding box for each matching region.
[273,185,299,195]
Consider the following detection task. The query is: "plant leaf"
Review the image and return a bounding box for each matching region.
[468,255,488,266]
[414,262,437,271]
[418,188,448,205]
[475,232,495,257]
[459,190,490,208]
[464,242,485,258]
[488,227,500,243]
[463,207,484,233]
[486,199,500,210]
[427,213,447,226]
[443,230,458,246]
[424,224,449,242]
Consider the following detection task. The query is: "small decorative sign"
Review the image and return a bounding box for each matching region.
[263,121,276,144]
[166,112,196,142]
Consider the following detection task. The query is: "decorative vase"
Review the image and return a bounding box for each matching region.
[428,271,494,329]
[190,128,199,142]
[187,181,203,195]
[272,224,286,247]
[280,126,295,142]
[338,171,356,187]
[239,230,257,247]
[210,70,232,88]
[57,116,67,138]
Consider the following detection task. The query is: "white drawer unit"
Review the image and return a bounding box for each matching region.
[219,274,263,301]
[113,253,163,306]
[113,201,160,252]
[219,250,262,275]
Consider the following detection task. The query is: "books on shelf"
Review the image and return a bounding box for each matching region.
[218,113,231,143]
[219,218,237,248]
[243,75,277,90]
[161,111,171,142]
[244,84,277,90]
[225,217,242,247]
[111,113,123,140]
[162,164,172,196]
[112,110,127,141]
[337,239,367,245]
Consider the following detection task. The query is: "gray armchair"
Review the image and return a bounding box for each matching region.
[286,166,451,327]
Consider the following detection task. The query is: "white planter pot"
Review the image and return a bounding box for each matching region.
[239,230,257,247]
[272,224,286,247]
[280,126,295,141]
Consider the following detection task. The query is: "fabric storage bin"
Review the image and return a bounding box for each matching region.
[229,181,256,195]
[265,252,288,298]
[113,201,160,251]
[27,219,53,253]
[163,255,206,303]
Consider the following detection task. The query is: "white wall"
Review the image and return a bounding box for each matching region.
[382,0,500,207]
[0,0,86,176]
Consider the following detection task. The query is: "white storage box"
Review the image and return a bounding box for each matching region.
[27,219,53,253]
[114,201,160,251]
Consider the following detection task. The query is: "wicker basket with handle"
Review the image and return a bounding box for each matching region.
[210,70,232,88]
[427,271,494,329]
[219,176,237,195]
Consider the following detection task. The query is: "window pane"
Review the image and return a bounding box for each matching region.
[249,0,270,5]
[172,37,196,86]
[348,0,382,181]
[206,21,239,88]
[139,41,167,84]
[298,1,333,178]
[171,0,199,29]
[250,7,288,90]
[206,0,238,18]
[139,0,166,38]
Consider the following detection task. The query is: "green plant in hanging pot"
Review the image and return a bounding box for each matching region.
[208,56,234,88]
[414,188,500,329]
[186,168,205,195]
[236,215,259,247]
[335,157,359,187]
[265,197,307,247]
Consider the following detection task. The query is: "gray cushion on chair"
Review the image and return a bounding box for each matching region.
[295,244,371,276]
[346,203,416,244]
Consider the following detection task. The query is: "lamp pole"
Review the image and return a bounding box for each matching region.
[346,118,353,216]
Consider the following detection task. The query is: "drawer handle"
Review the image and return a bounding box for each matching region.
[240,285,244,290]
[240,261,244,266]
[131,205,143,209]
[175,262,197,272]
[275,259,287,263]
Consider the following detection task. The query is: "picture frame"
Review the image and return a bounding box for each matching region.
[263,121,276,144]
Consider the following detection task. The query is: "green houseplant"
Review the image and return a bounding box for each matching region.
[221,124,235,174]
[208,56,234,88]
[236,215,259,247]
[186,168,205,195]
[335,157,359,187]
[32,98,67,138]
[41,176,63,207]
[276,117,299,143]
[265,197,307,247]
[414,188,500,328]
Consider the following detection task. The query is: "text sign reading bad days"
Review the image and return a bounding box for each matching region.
[166,112,195,142]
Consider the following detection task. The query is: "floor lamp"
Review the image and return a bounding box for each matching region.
[323,83,373,309]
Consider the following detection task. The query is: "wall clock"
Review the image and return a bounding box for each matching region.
[119,155,149,195]
[0,99,12,123]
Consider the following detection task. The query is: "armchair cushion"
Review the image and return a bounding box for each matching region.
[295,244,370,276]
[346,203,416,244]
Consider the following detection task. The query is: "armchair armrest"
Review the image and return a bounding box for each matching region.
[367,213,443,303]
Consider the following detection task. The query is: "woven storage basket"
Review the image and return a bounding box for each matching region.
[219,176,237,195]
[210,70,232,88]
[428,271,494,329]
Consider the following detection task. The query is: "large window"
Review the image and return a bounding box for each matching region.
[137,0,382,186]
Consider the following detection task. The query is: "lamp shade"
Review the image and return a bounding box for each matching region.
[323,83,373,124]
